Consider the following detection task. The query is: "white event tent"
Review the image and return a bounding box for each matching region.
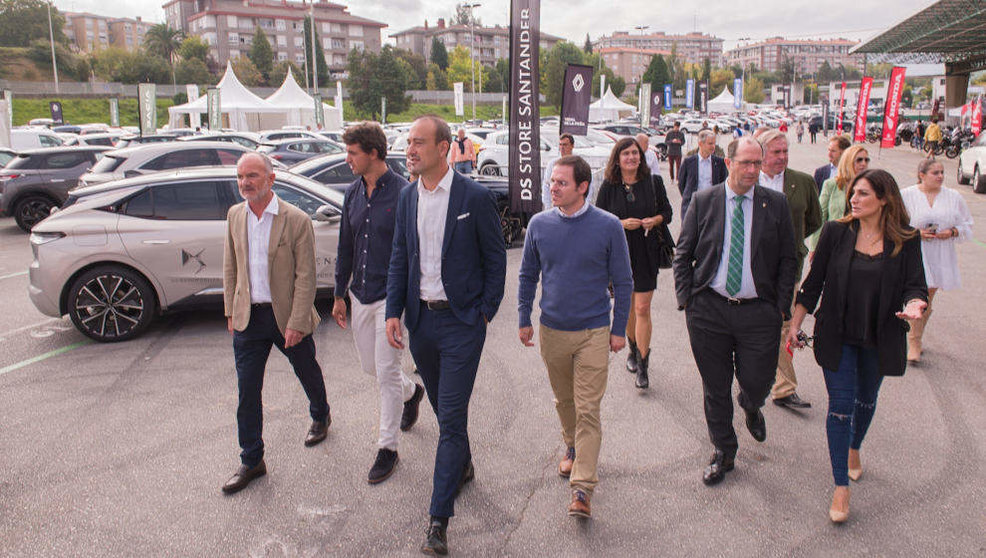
[589,87,637,122]
[167,62,284,131]
[265,72,342,130]
[708,86,744,113]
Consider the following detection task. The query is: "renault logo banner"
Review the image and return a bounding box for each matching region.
[560,64,593,136]
[49,101,64,125]
[508,0,541,213]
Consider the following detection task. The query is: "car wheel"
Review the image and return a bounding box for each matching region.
[13,195,56,232]
[67,266,157,342]
[957,163,969,185]
[975,166,986,194]
[479,163,501,176]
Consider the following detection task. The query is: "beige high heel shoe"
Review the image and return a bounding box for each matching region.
[830,486,850,523]
[848,449,862,482]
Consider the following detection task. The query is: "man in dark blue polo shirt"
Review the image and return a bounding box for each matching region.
[332,122,424,484]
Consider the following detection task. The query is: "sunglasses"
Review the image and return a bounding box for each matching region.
[624,184,636,203]
[855,157,871,163]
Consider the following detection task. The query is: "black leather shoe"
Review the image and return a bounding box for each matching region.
[304,417,330,447]
[745,409,767,442]
[635,351,650,389]
[626,340,640,373]
[401,384,425,431]
[368,448,399,484]
[773,392,812,409]
[455,461,474,497]
[702,451,734,486]
[420,519,448,556]
[221,460,267,494]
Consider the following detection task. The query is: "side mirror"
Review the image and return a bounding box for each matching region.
[123,169,141,178]
[314,204,341,223]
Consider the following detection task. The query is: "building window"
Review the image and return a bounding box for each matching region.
[331,23,342,33]
[295,53,306,64]
[278,52,287,61]
[322,22,330,33]
[230,49,240,58]
[277,35,286,47]
[323,38,331,49]
[350,40,364,50]
[294,36,303,47]
[276,19,286,31]
[228,34,239,45]
[331,38,344,49]
[227,15,237,28]
[348,25,362,37]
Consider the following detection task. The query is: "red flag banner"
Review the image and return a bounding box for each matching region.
[836,82,847,133]
[881,66,907,149]
[972,96,983,136]
[853,77,874,143]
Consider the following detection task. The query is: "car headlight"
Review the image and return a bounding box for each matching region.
[30,231,66,245]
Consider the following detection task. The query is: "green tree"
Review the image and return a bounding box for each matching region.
[0,0,68,47]
[175,58,211,84]
[816,60,836,82]
[702,57,711,83]
[710,68,734,97]
[347,45,411,120]
[641,54,671,93]
[430,38,449,70]
[178,36,209,63]
[609,75,626,97]
[426,62,449,90]
[583,33,592,54]
[144,23,183,85]
[447,45,482,92]
[483,58,509,93]
[744,76,765,104]
[302,16,328,87]
[231,56,262,86]
[27,39,88,81]
[394,48,428,89]
[248,27,274,84]
[542,41,585,107]
[269,60,305,86]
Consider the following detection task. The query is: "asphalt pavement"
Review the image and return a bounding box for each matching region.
[1,135,985,557]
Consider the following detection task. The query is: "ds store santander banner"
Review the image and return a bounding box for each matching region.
[853,77,874,143]
[508,0,541,213]
[881,67,907,149]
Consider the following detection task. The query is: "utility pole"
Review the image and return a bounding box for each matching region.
[310,0,319,94]
[47,0,59,94]
[466,3,481,122]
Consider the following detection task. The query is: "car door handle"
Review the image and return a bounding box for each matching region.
[142,240,171,245]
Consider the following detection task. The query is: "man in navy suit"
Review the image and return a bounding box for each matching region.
[385,115,507,556]
[814,135,850,195]
[678,130,729,219]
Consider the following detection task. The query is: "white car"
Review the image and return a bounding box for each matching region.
[10,128,65,150]
[478,129,609,176]
[957,132,986,193]
[678,119,708,134]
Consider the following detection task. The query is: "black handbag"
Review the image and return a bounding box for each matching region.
[647,175,675,269]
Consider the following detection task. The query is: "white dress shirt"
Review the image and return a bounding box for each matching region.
[698,153,714,192]
[417,165,453,301]
[541,156,558,207]
[827,163,837,180]
[710,186,758,299]
[759,170,785,193]
[644,148,660,174]
[247,193,279,304]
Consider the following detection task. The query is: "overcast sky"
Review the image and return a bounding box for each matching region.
[52,0,937,50]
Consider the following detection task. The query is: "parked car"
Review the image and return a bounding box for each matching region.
[78,141,251,187]
[10,128,65,150]
[62,132,122,147]
[678,119,709,134]
[288,153,411,192]
[0,146,110,231]
[477,129,608,176]
[179,132,262,150]
[113,134,179,149]
[956,131,986,193]
[258,129,324,142]
[30,167,345,342]
[390,131,484,153]
[257,138,344,165]
[0,148,15,167]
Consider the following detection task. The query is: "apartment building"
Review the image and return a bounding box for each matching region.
[593,31,723,66]
[63,12,153,53]
[725,37,862,74]
[598,47,671,85]
[390,18,562,67]
[162,0,385,71]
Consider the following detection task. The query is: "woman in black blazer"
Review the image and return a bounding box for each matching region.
[786,169,928,524]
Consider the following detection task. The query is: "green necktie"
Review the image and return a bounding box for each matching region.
[725,196,745,297]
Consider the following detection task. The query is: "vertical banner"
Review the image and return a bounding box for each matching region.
[853,77,874,143]
[206,87,221,130]
[600,73,606,99]
[972,95,983,136]
[880,66,906,149]
[698,82,708,113]
[782,84,792,108]
[380,96,386,125]
[664,84,672,111]
[453,82,465,116]
[49,101,64,125]
[931,98,941,119]
[639,82,652,130]
[733,78,743,109]
[685,79,695,109]
[508,0,541,213]
[335,81,343,118]
[109,97,120,128]
[835,81,846,133]
[186,84,201,128]
[0,100,10,149]
[137,83,155,136]
[559,64,593,136]
[2,90,11,128]
[502,95,508,124]
[649,90,663,128]
[313,93,324,128]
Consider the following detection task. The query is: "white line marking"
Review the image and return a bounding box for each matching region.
[0,271,28,280]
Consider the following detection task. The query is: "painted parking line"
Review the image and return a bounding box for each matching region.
[0,340,92,377]
[973,238,986,249]
[0,270,28,280]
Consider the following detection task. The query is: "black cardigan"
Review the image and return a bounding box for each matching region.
[796,220,928,376]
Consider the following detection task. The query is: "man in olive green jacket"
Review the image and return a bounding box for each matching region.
[758,130,822,409]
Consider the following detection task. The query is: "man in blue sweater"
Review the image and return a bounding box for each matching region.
[517,155,633,519]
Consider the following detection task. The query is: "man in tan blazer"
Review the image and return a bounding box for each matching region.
[221,152,330,494]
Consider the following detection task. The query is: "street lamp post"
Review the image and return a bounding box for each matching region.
[466,3,481,122]
[46,0,59,94]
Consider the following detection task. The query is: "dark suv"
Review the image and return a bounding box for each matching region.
[0,146,111,231]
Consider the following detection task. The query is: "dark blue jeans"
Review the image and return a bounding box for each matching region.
[823,344,884,486]
[233,305,329,467]
[408,303,487,519]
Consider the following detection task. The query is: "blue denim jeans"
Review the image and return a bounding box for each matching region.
[823,344,884,486]
[454,161,473,175]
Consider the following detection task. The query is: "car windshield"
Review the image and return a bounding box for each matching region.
[90,155,126,173]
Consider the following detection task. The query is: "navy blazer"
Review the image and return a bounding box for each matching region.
[678,153,728,219]
[386,170,507,332]
[813,164,834,196]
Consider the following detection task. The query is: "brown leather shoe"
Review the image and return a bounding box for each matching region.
[567,490,591,518]
[304,416,330,447]
[558,446,575,478]
[221,460,267,494]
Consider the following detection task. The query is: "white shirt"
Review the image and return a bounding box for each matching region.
[827,163,837,180]
[644,149,660,174]
[417,166,454,301]
[542,156,558,207]
[698,153,713,192]
[759,170,785,193]
[247,193,279,304]
[711,186,758,299]
[900,185,974,290]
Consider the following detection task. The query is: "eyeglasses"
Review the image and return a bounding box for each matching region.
[624,184,635,203]
[855,157,871,163]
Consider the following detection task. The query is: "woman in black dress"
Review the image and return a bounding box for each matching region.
[596,137,673,389]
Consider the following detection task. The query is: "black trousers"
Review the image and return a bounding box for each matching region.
[685,290,781,458]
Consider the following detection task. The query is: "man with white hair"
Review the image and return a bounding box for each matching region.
[635,133,660,174]
[678,129,728,219]
[757,130,822,410]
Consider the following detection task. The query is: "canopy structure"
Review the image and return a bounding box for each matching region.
[589,87,637,122]
[707,86,743,113]
[265,72,343,130]
[167,62,284,131]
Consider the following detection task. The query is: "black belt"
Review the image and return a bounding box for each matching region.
[421,299,450,311]
[251,302,272,310]
[706,290,759,306]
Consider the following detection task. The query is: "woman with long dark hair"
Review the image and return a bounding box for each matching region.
[595,137,672,389]
[787,169,928,523]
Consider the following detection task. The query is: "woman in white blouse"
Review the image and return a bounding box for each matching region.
[900,159,974,362]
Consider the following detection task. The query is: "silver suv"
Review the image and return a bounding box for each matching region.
[78,142,251,187]
[29,167,343,342]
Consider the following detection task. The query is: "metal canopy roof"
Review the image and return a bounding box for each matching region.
[851,0,986,69]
